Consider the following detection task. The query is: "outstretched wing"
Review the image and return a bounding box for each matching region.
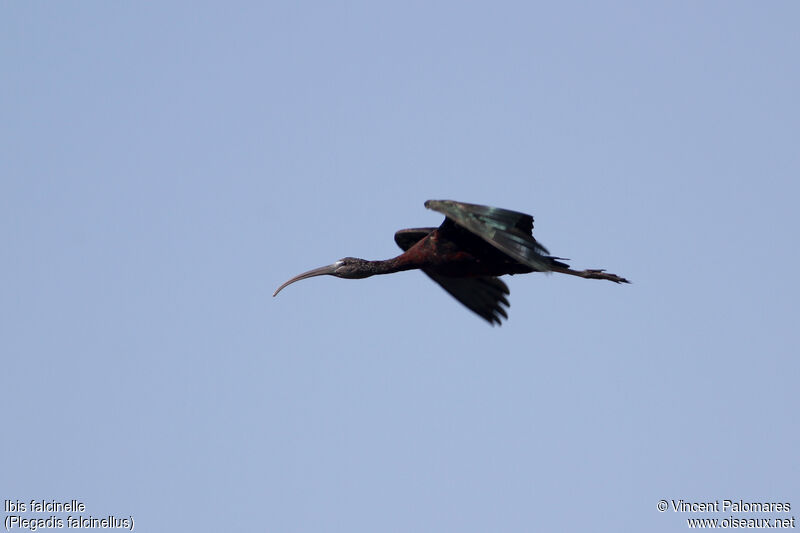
[394,228,511,325]
[424,199,552,272]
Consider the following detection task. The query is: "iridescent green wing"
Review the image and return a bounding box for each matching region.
[424,200,552,272]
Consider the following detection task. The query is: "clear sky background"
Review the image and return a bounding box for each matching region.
[2,2,798,532]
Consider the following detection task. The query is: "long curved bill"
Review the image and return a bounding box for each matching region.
[273,264,338,297]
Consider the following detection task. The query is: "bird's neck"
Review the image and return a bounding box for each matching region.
[365,253,425,276]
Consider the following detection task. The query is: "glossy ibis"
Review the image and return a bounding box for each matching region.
[274,200,629,324]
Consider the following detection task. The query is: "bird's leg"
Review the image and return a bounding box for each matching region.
[550,265,630,284]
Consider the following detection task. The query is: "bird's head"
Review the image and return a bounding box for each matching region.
[273,257,373,296]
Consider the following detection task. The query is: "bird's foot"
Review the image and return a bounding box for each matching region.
[584,269,630,283]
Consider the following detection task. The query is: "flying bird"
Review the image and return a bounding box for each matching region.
[274,200,629,324]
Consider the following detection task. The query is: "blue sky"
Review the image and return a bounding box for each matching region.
[2,2,798,531]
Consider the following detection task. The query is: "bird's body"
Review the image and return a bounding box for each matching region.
[274,200,628,324]
[394,224,550,277]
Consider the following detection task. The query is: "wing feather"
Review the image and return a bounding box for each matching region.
[424,199,552,272]
[394,228,511,325]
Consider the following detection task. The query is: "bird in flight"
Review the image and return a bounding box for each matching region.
[274,200,629,324]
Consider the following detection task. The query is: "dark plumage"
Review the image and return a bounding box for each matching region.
[274,200,629,325]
